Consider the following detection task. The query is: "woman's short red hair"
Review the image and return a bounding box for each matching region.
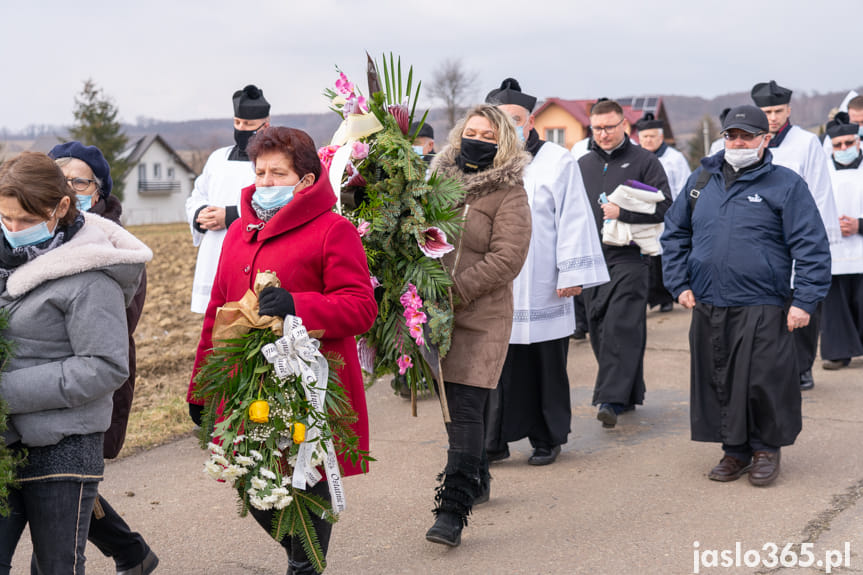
[247,127,321,180]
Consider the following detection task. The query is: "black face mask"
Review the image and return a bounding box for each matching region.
[456,138,498,173]
[234,123,265,151]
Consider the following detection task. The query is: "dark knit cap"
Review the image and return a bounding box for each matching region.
[751,80,792,107]
[411,121,434,139]
[635,112,664,131]
[485,78,537,113]
[826,112,859,139]
[233,84,270,119]
[48,141,113,197]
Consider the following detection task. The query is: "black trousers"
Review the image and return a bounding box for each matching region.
[647,254,674,308]
[444,381,490,459]
[792,300,822,374]
[485,338,570,450]
[87,495,150,570]
[573,293,587,332]
[583,258,649,406]
[820,274,863,361]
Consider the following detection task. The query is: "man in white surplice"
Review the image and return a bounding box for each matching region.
[185,85,270,313]
[483,79,608,469]
[751,80,840,390]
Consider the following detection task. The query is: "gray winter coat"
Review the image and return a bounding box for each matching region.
[0,212,152,447]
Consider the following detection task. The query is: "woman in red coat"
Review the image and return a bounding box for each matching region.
[187,127,377,574]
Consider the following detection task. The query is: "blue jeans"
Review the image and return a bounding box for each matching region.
[0,480,99,575]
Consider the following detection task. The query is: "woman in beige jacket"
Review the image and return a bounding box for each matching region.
[425,104,531,547]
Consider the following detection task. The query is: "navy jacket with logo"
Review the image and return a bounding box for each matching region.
[661,150,831,313]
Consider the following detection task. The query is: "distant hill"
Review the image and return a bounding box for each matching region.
[3,88,860,170]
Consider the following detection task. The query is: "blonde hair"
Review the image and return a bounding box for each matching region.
[447,104,522,169]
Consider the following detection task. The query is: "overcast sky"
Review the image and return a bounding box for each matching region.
[1,0,855,133]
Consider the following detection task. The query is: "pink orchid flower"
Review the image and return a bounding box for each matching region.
[351,141,370,160]
[418,227,455,259]
[404,309,428,328]
[397,354,413,375]
[357,220,371,238]
[335,72,354,96]
[317,145,340,170]
[343,95,369,116]
[409,324,425,347]
[399,285,423,310]
[370,275,381,288]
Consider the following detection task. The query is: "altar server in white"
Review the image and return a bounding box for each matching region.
[484,79,608,468]
[752,80,840,390]
[186,84,270,313]
[821,116,863,370]
[822,93,862,156]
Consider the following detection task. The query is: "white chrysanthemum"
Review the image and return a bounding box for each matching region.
[281,475,291,487]
[221,465,248,480]
[270,487,290,498]
[211,455,229,466]
[207,442,225,455]
[262,493,279,505]
[274,495,293,509]
[249,450,264,461]
[250,477,268,490]
[234,455,255,467]
[249,495,271,510]
[273,450,283,458]
[232,435,246,445]
[260,468,277,480]
[203,461,223,480]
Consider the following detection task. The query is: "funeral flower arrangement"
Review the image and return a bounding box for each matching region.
[0,310,24,517]
[193,272,368,573]
[320,55,466,407]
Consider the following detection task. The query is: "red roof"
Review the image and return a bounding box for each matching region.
[536,98,648,128]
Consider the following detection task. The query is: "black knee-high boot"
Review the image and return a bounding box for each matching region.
[475,449,491,505]
[426,451,481,547]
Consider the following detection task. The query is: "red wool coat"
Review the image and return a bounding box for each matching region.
[187,175,377,477]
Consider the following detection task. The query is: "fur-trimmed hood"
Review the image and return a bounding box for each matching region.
[3,212,152,300]
[431,144,532,204]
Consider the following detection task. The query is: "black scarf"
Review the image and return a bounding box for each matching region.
[834,152,863,171]
[0,214,85,278]
[525,128,545,158]
[768,122,792,148]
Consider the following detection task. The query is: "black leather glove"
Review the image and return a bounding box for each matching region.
[258,286,295,318]
[189,403,204,426]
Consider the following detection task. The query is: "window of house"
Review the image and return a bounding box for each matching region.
[167,167,175,179]
[545,128,566,146]
[153,163,162,178]
[138,164,146,181]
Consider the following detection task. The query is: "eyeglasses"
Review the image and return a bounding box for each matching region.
[66,177,98,192]
[832,138,859,150]
[723,132,765,142]
[590,119,624,134]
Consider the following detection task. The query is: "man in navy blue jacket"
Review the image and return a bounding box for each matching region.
[661,106,831,487]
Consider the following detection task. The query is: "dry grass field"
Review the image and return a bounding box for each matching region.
[121,223,203,457]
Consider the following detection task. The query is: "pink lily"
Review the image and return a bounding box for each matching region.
[409,324,425,346]
[418,227,455,259]
[357,220,371,238]
[397,354,413,375]
[317,145,340,170]
[370,275,381,288]
[404,309,428,327]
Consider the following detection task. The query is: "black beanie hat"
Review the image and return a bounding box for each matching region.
[411,121,434,139]
[233,85,270,119]
[635,112,664,131]
[485,78,537,113]
[48,141,113,198]
[826,112,859,139]
[751,80,792,107]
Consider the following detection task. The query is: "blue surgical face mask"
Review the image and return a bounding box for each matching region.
[515,125,525,143]
[412,145,424,156]
[834,146,860,166]
[1,207,59,248]
[253,184,296,210]
[76,194,93,212]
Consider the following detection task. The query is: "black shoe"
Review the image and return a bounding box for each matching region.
[426,511,463,546]
[622,404,636,413]
[799,370,814,391]
[487,446,510,463]
[117,550,159,575]
[571,329,586,340]
[822,358,850,370]
[659,302,673,313]
[528,445,561,466]
[597,404,617,428]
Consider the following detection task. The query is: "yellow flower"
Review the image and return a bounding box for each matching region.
[249,400,270,423]
[292,422,306,444]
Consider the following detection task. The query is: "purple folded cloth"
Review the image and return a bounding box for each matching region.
[625,179,659,193]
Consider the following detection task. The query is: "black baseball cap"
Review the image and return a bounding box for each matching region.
[721,105,769,134]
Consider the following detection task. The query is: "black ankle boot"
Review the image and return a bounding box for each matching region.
[474,450,491,505]
[426,452,481,547]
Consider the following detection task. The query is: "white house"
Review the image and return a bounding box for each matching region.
[118,134,196,226]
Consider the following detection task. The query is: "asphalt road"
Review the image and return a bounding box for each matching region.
[10,306,863,574]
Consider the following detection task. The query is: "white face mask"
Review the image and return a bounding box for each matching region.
[724,136,765,172]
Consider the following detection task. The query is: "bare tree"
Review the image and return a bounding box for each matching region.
[427,58,478,130]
